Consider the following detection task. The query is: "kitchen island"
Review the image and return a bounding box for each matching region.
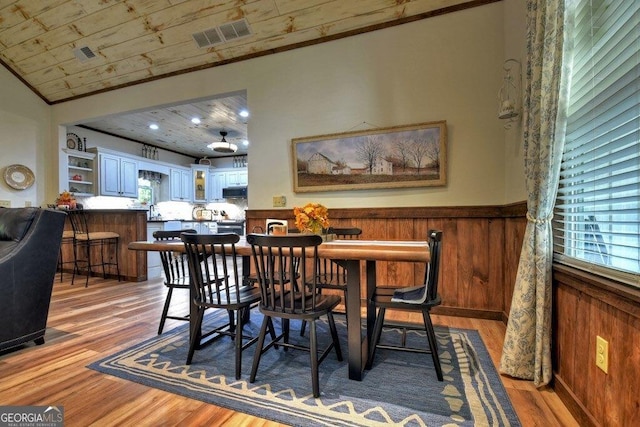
[61,209,149,282]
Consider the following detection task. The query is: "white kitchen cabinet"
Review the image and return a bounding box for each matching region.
[181,221,217,234]
[209,171,227,201]
[96,151,138,198]
[208,168,247,201]
[226,169,248,186]
[146,222,163,279]
[170,167,192,201]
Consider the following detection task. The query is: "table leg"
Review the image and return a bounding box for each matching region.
[240,254,252,324]
[365,260,377,346]
[345,259,377,380]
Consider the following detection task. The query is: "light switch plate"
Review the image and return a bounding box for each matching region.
[273,195,286,207]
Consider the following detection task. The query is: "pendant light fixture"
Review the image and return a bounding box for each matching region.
[207,131,238,153]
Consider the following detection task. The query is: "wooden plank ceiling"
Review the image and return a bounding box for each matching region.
[0,0,495,158]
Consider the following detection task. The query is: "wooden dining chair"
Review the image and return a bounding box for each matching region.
[181,232,265,380]
[247,233,343,398]
[366,229,444,382]
[317,226,362,295]
[153,229,196,334]
[300,226,362,336]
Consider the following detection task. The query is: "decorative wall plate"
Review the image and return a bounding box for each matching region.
[192,206,204,220]
[66,132,80,150]
[4,164,35,190]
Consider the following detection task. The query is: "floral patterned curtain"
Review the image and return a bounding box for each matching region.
[499,0,574,386]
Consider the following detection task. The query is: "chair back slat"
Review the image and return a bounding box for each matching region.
[247,234,322,315]
[424,229,443,301]
[318,227,361,284]
[67,208,89,235]
[181,233,243,306]
[328,227,362,239]
[153,230,195,284]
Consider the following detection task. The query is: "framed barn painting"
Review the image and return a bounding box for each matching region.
[292,121,447,193]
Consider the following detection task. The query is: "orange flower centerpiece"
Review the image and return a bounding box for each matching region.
[56,190,77,210]
[294,203,329,235]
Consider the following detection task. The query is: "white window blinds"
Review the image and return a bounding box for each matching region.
[554,0,640,284]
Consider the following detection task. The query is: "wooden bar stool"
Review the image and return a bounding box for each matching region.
[67,208,121,287]
[57,229,75,282]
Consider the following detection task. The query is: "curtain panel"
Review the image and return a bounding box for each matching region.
[499,0,574,386]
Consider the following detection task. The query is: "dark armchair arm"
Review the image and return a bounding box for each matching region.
[0,208,66,351]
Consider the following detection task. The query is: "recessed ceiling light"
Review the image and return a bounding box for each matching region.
[242,139,249,146]
[191,117,201,124]
[239,110,249,118]
[149,124,159,130]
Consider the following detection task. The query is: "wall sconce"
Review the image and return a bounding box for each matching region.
[498,59,521,129]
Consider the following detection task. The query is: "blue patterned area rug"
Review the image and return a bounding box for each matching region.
[88,310,520,426]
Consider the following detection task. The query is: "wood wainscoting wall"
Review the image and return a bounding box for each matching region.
[552,265,640,426]
[247,203,528,321]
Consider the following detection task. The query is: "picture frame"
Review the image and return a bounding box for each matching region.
[292,121,447,193]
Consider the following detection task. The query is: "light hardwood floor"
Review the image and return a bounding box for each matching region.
[0,276,579,426]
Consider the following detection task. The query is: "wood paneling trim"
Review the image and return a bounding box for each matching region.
[554,375,598,427]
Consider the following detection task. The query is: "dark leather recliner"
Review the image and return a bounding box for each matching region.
[0,207,66,351]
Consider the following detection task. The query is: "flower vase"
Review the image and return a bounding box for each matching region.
[307,227,333,242]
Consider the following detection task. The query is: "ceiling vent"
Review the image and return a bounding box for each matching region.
[192,18,252,49]
[73,46,97,62]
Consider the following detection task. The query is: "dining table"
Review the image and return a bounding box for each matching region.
[128,236,429,381]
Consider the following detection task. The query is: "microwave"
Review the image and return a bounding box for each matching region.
[222,186,248,199]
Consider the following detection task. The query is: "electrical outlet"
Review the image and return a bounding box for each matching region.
[25,201,32,207]
[273,195,286,207]
[0,200,11,208]
[596,335,608,373]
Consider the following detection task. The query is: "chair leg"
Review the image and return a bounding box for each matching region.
[234,309,243,380]
[250,316,271,383]
[327,312,343,361]
[82,241,91,287]
[228,310,236,334]
[366,307,386,370]
[157,287,175,335]
[71,242,78,286]
[186,308,205,365]
[309,320,319,398]
[283,318,290,351]
[422,309,443,381]
[114,238,121,281]
[300,320,307,336]
[268,317,279,350]
[100,240,108,279]
[58,247,63,282]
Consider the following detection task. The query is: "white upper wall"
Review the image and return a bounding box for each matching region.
[49,1,524,208]
[0,66,50,207]
[503,0,527,203]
